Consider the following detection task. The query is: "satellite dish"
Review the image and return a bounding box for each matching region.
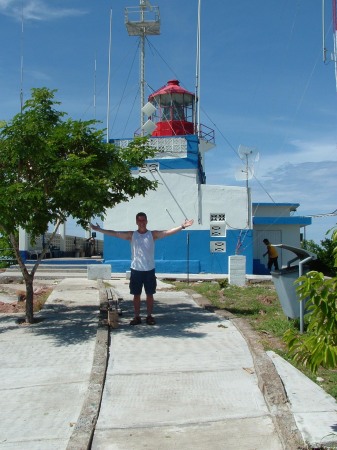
[142,101,156,117]
[238,145,259,163]
[235,145,259,184]
[235,166,254,181]
[141,119,156,134]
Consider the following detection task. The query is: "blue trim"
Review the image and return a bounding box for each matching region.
[253,202,300,208]
[149,135,199,170]
[127,135,200,171]
[20,250,28,262]
[105,259,201,273]
[103,229,253,274]
[36,259,103,265]
[253,216,312,225]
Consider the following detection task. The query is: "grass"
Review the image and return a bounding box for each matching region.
[171,279,337,402]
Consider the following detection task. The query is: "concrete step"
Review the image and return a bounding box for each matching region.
[7,265,88,273]
[1,257,111,280]
[6,257,105,273]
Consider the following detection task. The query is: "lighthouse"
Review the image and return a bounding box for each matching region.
[104,73,253,274]
[149,79,195,137]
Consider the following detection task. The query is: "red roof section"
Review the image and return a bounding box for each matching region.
[149,80,195,99]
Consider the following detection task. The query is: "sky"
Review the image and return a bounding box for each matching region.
[0,0,337,244]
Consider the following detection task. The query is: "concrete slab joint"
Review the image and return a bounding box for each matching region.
[66,279,110,450]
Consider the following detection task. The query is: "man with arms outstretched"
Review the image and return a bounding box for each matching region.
[91,212,194,325]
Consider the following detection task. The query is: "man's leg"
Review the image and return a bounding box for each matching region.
[144,270,156,325]
[146,294,154,316]
[145,294,156,325]
[129,269,142,325]
[133,294,141,317]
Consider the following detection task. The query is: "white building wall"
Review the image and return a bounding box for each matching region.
[253,204,297,218]
[104,170,249,232]
[200,185,250,230]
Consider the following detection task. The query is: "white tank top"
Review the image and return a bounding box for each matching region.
[131,230,155,271]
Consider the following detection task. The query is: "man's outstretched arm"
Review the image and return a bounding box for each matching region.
[90,223,132,241]
[152,219,194,240]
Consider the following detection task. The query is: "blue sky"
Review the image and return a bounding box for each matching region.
[1,0,337,244]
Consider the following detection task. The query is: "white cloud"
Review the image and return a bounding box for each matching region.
[253,160,337,214]
[0,0,87,21]
[25,68,52,82]
[250,160,337,243]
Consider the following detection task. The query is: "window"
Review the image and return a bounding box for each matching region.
[210,241,226,253]
[210,213,226,237]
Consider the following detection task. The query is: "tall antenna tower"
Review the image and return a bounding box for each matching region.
[125,1,160,133]
[322,0,337,91]
[235,145,259,228]
[333,0,337,89]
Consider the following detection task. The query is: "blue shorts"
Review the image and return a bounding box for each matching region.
[129,268,157,296]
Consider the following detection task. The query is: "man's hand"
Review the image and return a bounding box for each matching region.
[182,219,194,229]
[90,222,101,232]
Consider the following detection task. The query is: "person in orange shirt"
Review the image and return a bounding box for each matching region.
[263,238,279,271]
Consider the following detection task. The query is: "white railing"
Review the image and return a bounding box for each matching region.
[27,233,103,258]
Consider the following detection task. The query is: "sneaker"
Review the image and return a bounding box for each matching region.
[146,315,156,325]
[130,316,141,326]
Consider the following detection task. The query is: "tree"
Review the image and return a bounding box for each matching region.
[0,234,16,269]
[302,236,337,277]
[284,227,337,373]
[0,87,157,323]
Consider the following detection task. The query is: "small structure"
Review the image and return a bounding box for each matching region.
[253,203,312,274]
[271,244,316,333]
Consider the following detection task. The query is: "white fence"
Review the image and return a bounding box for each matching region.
[27,233,103,258]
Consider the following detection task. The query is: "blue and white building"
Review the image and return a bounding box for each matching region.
[101,77,311,275]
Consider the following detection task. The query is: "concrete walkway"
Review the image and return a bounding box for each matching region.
[0,273,337,449]
[0,278,101,450]
[92,278,286,450]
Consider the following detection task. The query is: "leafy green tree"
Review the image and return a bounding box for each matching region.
[302,236,336,276]
[0,234,16,269]
[284,227,337,373]
[0,87,157,323]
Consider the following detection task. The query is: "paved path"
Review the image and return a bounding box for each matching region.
[0,278,100,450]
[1,272,337,449]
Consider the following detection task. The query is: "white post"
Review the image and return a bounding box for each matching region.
[59,223,66,253]
[19,227,29,253]
[229,255,246,287]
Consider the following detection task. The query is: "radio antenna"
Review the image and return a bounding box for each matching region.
[106,9,112,143]
[20,3,24,113]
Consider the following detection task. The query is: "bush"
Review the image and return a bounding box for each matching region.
[302,236,336,277]
[285,227,337,373]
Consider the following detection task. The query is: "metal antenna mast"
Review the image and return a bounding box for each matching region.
[107,9,112,143]
[125,0,160,133]
[333,0,337,90]
[194,0,201,134]
[322,0,337,91]
[20,3,24,113]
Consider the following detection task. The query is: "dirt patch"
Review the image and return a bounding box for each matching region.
[0,283,54,314]
[257,294,275,305]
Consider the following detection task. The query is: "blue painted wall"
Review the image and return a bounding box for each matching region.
[103,229,253,274]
